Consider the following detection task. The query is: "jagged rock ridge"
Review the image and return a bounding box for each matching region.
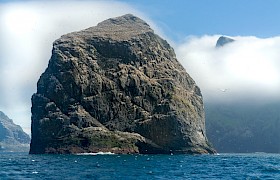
[0,111,30,152]
[216,36,235,47]
[30,14,215,154]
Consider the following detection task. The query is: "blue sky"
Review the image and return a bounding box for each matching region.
[120,0,280,40]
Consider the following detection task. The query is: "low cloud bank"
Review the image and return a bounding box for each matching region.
[176,35,280,103]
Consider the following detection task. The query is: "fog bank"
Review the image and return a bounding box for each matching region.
[176,35,280,103]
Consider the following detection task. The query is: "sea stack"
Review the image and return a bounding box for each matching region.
[30,14,215,154]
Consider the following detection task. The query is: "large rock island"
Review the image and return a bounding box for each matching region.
[30,14,215,154]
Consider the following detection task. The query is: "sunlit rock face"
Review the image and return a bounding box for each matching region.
[30,14,215,154]
[0,111,30,152]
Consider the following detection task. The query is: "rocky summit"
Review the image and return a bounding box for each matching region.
[30,14,215,154]
[216,36,235,47]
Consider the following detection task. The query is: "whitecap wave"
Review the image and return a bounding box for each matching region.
[76,152,115,156]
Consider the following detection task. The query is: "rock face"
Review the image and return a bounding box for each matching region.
[30,14,215,154]
[216,36,234,47]
[0,111,30,152]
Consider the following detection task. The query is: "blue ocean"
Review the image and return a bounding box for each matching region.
[1,152,280,179]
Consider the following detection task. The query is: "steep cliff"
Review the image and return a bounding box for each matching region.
[30,14,215,154]
[0,111,30,152]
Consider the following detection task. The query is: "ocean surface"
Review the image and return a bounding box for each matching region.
[1,152,280,179]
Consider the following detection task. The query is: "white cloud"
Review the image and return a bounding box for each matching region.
[176,35,280,103]
[0,0,150,135]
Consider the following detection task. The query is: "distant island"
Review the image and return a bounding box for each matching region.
[206,101,280,153]
[0,111,30,152]
[29,14,215,155]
